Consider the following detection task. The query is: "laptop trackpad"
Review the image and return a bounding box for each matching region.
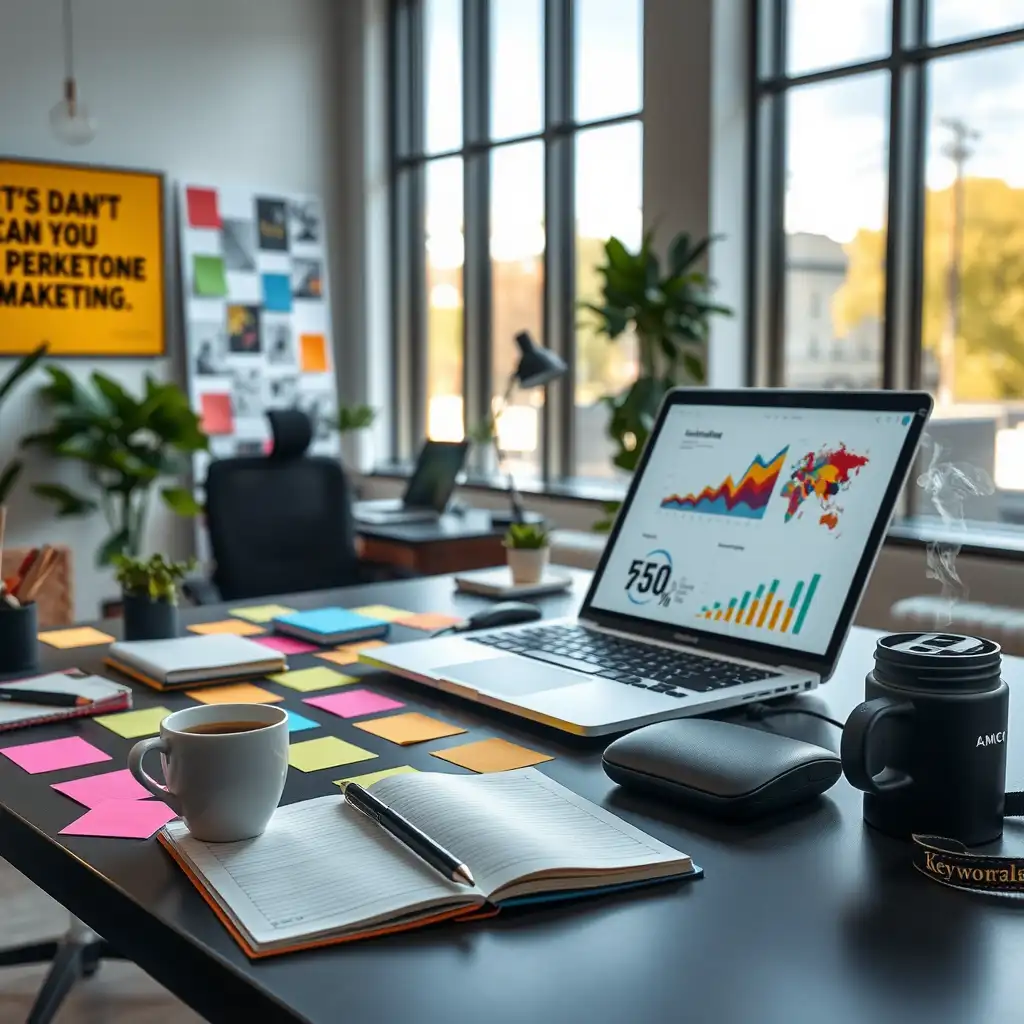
[436,657,586,697]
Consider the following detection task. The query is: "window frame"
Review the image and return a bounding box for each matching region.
[388,0,644,483]
[747,0,1024,516]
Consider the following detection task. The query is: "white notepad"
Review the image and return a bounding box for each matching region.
[0,673,132,731]
[159,768,697,958]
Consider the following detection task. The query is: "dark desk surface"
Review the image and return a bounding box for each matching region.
[1,572,1021,1024]
[355,508,500,544]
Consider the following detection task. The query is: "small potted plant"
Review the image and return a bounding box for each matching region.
[503,523,550,585]
[113,554,195,641]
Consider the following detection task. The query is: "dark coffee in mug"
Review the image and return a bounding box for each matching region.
[841,632,1008,846]
[181,721,269,735]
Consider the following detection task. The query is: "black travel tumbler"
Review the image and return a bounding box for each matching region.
[841,632,1008,846]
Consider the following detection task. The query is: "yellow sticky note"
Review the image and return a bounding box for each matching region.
[353,713,467,746]
[187,619,264,637]
[95,706,173,739]
[315,648,359,666]
[38,626,115,649]
[270,666,358,692]
[186,683,284,705]
[352,605,412,623]
[228,604,297,623]
[289,736,376,773]
[431,738,554,773]
[334,766,419,788]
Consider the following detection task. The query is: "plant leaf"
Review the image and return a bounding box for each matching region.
[0,343,47,407]
[0,460,22,504]
[160,486,203,517]
[97,529,131,566]
[32,483,98,517]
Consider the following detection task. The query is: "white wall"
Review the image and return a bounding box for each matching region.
[0,0,359,617]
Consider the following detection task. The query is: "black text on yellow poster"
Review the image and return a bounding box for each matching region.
[0,159,164,356]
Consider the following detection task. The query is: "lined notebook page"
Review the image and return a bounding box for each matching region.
[164,796,480,950]
[373,768,690,899]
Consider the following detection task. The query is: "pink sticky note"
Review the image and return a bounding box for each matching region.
[52,769,151,809]
[0,736,111,775]
[303,690,404,720]
[254,635,319,655]
[59,799,176,839]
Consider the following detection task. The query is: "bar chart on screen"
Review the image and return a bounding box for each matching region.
[697,573,821,636]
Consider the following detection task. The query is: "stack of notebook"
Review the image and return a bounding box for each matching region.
[158,768,699,957]
[105,635,286,691]
[272,607,390,645]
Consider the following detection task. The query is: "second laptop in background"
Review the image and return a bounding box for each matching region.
[354,440,469,525]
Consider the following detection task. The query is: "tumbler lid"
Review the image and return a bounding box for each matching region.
[875,632,1001,691]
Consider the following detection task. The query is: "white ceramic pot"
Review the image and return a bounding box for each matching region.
[506,546,550,585]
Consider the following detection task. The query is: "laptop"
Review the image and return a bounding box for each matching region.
[354,440,469,525]
[365,389,933,735]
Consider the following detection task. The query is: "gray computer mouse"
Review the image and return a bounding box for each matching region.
[603,718,842,820]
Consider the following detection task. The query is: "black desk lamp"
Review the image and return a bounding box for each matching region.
[489,331,567,527]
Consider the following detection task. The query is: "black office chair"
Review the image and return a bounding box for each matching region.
[190,409,406,604]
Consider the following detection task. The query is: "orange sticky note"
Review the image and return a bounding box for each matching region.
[38,626,116,649]
[347,640,387,652]
[299,333,328,373]
[316,648,359,666]
[352,605,411,623]
[354,713,467,746]
[396,611,463,631]
[187,619,264,637]
[431,738,554,773]
[186,683,284,705]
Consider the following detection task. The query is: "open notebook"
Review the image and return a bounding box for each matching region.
[158,768,699,957]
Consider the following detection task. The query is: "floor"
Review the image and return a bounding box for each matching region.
[0,857,202,1023]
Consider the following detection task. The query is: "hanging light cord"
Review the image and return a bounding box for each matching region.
[63,0,74,82]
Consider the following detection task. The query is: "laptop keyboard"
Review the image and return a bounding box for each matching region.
[468,624,781,698]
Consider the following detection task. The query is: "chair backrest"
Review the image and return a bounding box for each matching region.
[203,410,360,600]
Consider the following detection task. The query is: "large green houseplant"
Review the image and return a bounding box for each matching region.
[0,343,48,503]
[581,231,732,528]
[22,369,208,564]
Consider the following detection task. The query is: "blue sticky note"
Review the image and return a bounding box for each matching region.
[286,710,320,734]
[273,607,390,643]
[262,273,292,313]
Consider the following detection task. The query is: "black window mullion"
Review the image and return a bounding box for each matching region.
[764,0,788,385]
[461,0,491,442]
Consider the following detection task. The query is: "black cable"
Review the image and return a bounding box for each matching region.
[745,702,846,731]
[430,625,460,638]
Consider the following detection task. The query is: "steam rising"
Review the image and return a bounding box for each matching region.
[916,434,995,625]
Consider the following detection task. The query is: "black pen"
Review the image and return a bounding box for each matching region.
[344,782,475,886]
[0,689,90,708]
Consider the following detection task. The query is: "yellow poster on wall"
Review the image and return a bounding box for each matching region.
[0,158,164,356]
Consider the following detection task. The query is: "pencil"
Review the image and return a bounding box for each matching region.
[0,689,91,708]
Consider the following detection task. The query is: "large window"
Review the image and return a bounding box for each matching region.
[752,0,1024,529]
[391,0,643,483]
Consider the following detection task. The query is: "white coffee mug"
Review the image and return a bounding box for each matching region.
[127,703,289,843]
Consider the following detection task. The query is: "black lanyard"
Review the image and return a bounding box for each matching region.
[913,792,1024,894]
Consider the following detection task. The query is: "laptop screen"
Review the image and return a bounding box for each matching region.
[403,441,468,510]
[588,400,919,658]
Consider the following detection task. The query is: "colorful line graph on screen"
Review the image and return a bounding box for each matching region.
[697,573,821,636]
[659,447,789,520]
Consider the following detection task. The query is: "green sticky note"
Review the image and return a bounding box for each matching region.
[334,766,418,789]
[269,667,358,693]
[95,706,172,739]
[289,736,377,773]
[229,604,297,623]
[193,254,227,297]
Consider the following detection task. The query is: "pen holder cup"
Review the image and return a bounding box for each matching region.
[0,602,39,680]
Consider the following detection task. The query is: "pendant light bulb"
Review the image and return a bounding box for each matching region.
[50,78,96,146]
[50,0,96,146]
